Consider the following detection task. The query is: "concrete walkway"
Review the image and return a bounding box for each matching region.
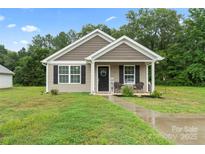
[105,95,205,145]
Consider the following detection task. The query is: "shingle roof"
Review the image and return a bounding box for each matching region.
[0,64,14,75]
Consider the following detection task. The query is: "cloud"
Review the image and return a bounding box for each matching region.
[105,16,117,22]
[13,40,29,45]
[0,15,5,21]
[13,41,18,45]
[7,24,16,28]
[21,25,39,32]
[20,40,29,45]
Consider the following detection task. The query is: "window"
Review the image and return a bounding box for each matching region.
[59,66,69,83]
[124,65,135,84]
[70,66,81,83]
[59,65,81,84]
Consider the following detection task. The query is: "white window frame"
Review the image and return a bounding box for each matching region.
[123,65,135,84]
[58,65,81,84]
[70,65,81,84]
[58,65,69,84]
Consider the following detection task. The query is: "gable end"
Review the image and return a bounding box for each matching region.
[41,29,115,63]
[55,35,110,61]
[96,43,151,60]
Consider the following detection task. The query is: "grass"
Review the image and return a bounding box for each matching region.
[125,86,205,113]
[0,87,170,145]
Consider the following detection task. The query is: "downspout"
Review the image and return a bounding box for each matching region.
[41,62,48,93]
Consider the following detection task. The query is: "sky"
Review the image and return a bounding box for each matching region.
[0,8,189,52]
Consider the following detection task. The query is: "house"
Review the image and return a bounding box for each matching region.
[41,29,163,94]
[0,64,14,89]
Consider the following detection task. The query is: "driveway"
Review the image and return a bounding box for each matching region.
[105,95,205,145]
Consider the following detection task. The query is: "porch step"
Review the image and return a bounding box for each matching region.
[96,91,112,95]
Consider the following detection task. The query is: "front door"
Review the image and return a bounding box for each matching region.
[98,66,109,91]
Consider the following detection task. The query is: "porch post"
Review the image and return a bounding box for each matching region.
[151,61,155,92]
[46,64,49,93]
[90,61,95,94]
[145,63,149,92]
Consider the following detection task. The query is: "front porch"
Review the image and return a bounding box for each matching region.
[90,61,156,95]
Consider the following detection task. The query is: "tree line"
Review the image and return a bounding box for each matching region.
[0,8,205,86]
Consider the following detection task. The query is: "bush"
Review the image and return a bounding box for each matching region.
[51,89,59,95]
[121,85,134,97]
[150,90,162,98]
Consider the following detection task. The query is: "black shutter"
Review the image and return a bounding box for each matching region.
[81,65,86,84]
[135,65,140,84]
[53,65,58,84]
[119,65,124,84]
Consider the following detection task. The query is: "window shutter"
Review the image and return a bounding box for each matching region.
[119,65,124,84]
[53,65,58,84]
[135,65,140,84]
[81,65,86,84]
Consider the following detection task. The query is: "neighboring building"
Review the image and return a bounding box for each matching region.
[0,64,14,89]
[41,29,163,94]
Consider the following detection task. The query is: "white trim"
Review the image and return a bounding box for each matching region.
[90,61,95,94]
[46,64,48,92]
[123,65,135,85]
[70,65,81,84]
[58,65,81,84]
[41,29,115,63]
[95,60,154,62]
[48,61,86,65]
[97,65,111,93]
[151,62,155,92]
[145,64,149,92]
[86,35,164,61]
[58,65,69,84]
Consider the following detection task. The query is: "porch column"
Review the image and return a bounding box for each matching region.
[46,64,49,93]
[151,61,155,92]
[145,63,149,92]
[90,61,95,94]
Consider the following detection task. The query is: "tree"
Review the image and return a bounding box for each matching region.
[53,32,70,51]
[3,51,18,71]
[0,45,8,65]
[122,9,182,50]
[14,48,50,86]
[79,24,112,37]
[18,47,28,58]
[67,29,79,43]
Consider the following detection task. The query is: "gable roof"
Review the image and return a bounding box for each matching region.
[41,29,115,63]
[85,36,164,61]
[0,64,14,75]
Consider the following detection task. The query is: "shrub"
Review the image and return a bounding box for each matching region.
[121,85,134,97]
[150,90,162,98]
[40,90,44,95]
[51,89,59,95]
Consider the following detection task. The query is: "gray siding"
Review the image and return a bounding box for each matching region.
[47,64,91,92]
[47,62,148,93]
[56,36,110,61]
[97,43,151,60]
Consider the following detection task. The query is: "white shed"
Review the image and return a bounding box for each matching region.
[0,64,14,89]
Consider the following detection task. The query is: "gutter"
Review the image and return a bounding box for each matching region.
[42,62,47,66]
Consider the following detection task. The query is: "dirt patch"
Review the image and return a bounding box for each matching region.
[17,100,46,108]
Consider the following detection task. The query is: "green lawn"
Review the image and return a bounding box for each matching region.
[125,86,205,113]
[0,87,170,144]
